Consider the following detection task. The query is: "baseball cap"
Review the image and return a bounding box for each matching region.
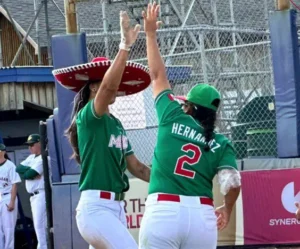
[0,143,6,151]
[24,134,40,145]
[186,84,221,111]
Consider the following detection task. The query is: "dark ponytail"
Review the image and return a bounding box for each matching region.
[189,103,218,152]
[4,153,10,160]
[66,83,91,164]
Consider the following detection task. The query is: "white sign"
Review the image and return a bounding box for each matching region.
[110,92,147,130]
[125,179,149,243]
[281,182,300,213]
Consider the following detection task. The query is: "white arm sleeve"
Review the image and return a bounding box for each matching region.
[217,168,241,196]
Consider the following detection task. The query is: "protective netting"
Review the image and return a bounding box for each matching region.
[74,0,279,161]
[0,0,281,160]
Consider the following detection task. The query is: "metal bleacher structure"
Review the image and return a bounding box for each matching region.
[77,0,277,160]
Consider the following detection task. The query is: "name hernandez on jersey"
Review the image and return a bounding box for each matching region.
[171,123,221,153]
[148,89,238,197]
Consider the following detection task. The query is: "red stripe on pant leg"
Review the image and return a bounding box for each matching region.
[157,194,180,202]
[200,197,214,207]
[100,191,111,199]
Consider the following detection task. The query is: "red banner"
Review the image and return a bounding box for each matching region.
[241,169,300,245]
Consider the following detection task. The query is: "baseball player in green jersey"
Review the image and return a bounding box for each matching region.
[139,3,241,249]
[52,11,151,249]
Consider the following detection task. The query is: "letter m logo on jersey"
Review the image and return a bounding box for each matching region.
[108,135,128,150]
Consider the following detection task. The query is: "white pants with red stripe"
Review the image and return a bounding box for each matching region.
[139,193,217,249]
[76,190,138,249]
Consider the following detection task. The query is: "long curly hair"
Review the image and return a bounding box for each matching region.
[187,99,220,152]
[65,83,91,164]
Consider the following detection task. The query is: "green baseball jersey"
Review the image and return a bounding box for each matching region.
[76,100,134,193]
[149,90,237,198]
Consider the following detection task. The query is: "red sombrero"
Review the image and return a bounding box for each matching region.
[175,95,186,102]
[52,57,151,96]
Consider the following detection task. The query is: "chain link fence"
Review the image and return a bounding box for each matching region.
[75,0,279,162]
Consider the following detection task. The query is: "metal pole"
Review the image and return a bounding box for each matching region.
[102,0,109,58]
[264,0,274,95]
[10,1,44,66]
[211,0,221,70]
[1,1,36,65]
[229,0,238,67]
[180,0,187,53]
[277,0,290,10]
[129,40,271,63]
[0,30,3,67]
[167,0,201,50]
[87,25,269,38]
[50,0,65,18]
[39,121,54,249]
[34,0,42,65]
[64,0,78,33]
[199,33,208,83]
[165,3,171,49]
[166,0,196,65]
[43,0,52,65]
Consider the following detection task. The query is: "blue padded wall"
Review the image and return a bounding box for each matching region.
[51,33,88,174]
[269,10,300,157]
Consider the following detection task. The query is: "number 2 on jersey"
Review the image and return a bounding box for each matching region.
[174,143,202,179]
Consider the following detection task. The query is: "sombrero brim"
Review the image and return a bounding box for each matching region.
[52,60,151,96]
[175,95,187,102]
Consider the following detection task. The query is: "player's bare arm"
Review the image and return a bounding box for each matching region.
[295,202,300,220]
[215,168,241,230]
[142,2,170,98]
[94,11,141,117]
[126,154,151,182]
[7,183,17,212]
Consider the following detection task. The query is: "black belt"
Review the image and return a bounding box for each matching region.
[30,191,40,197]
[2,193,9,196]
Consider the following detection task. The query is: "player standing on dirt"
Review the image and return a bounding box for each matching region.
[139,3,241,249]
[52,10,151,249]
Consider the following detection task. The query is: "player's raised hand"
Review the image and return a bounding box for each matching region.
[215,205,231,231]
[119,11,141,51]
[295,202,300,221]
[142,1,162,34]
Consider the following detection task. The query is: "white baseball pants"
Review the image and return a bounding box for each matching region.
[30,190,47,249]
[76,190,137,249]
[0,194,18,249]
[139,193,217,249]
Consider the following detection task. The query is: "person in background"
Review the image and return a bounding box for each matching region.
[16,134,48,249]
[0,143,21,249]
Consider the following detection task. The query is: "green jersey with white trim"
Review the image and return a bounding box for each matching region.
[76,100,133,193]
[149,90,237,198]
